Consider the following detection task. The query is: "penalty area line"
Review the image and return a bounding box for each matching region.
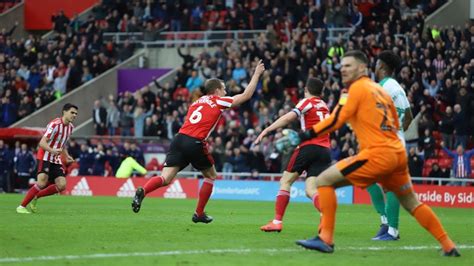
[0,245,473,263]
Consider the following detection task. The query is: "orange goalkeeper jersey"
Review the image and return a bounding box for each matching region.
[313,76,403,151]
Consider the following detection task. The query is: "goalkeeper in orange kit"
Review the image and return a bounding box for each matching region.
[294,50,459,257]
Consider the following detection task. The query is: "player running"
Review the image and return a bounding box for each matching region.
[16,103,78,214]
[131,60,266,223]
[368,50,413,241]
[255,78,331,232]
[295,50,459,257]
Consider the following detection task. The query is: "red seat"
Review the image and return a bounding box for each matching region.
[432,130,441,140]
[422,166,431,177]
[424,159,437,168]
[438,158,452,169]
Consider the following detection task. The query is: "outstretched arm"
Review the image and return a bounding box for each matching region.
[304,87,360,139]
[231,60,265,107]
[254,111,298,144]
[441,145,456,158]
[402,107,413,131]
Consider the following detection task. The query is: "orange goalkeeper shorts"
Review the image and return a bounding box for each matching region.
[335,147,413,196]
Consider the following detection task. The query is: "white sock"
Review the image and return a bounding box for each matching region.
[381,215,388,225]
[272,219,282,224]
[388,226,399,237]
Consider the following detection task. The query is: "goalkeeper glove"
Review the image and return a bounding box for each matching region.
[298,129,317,142]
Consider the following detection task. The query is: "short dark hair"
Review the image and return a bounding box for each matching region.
[378,50,401,74]
[202,78,224,95]
[62,103,78,113]
[306,78,324,96]
[344,50,369,65]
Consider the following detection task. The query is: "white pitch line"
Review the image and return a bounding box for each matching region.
[0,245,473,263]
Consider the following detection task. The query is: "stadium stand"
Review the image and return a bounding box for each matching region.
[0,0,21,14]
[1,0,472,192]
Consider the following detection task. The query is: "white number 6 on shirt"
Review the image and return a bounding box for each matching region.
[189,106,203,124]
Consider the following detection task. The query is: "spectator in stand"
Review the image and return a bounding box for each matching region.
[421,129,436,159]
[452,104,468,148]
[0,140,13,192]
[247,143,267,175]
[106,100,120,136]
[329,139,341,164]
[230,147,250,178]
[92,143,107,176]
[428,162,450,186]
[165,111,181,140]
[78,144,95,176]
[143,117,158,137]
[0,97,17,127]
[185,70,204,93]
[408,147,424,183]
[106,147,120,175]
[51,10,70,33]
[92,100,107,135]
[119,104,134,136]
[129,143,145,166]
[68,139,81,159]
[13,143,36,189]
[133,104,154,138]
[438,106,455,149]
[441,141,474,186]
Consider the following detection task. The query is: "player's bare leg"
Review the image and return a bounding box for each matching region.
[17,173,49,214]
[305,176,321,211]
[296,165,349,253]
[261,171,299,232]
[31,176,66,213]
[396,191,460,256]
[132,166,179,213]
[305,176,324,233]
[192,166,218,224]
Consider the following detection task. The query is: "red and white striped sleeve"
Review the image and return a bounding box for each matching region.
[293,98,312,117]
[44,120,60,142]
[216,96,233,110]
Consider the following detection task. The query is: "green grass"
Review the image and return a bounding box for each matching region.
[0,194,473,265]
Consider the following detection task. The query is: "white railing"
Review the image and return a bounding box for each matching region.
[146,170,473,185]
[103,27,354,47]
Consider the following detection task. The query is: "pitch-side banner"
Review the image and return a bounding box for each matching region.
[353,185,474,208]
[204,180,353,204]
[63,176,199,199]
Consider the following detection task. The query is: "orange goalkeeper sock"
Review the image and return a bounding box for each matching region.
[317,186,337,245]
[412,204,456,252]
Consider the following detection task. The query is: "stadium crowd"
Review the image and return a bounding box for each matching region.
[0,10,136,127]
[1,0,473,192]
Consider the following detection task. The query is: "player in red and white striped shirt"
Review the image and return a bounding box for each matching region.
[254,78,331,232]
[16,103,78,214]
[132,60,266,224]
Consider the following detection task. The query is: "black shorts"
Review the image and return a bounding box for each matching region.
[37,160,65,181]
[164,133,215,171]
[286,144,331,177]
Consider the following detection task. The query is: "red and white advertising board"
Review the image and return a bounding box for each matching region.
[354,185,474,208]
[62,176,199,199]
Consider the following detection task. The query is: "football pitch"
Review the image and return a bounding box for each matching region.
[0,194,472,265]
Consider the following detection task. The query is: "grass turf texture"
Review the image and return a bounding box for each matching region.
[0,194,472,265]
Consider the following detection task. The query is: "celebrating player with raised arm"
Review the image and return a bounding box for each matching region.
[255,78,331,232]
[132,60,265,223]
[16,103,78,214]
[295,50,459,257]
